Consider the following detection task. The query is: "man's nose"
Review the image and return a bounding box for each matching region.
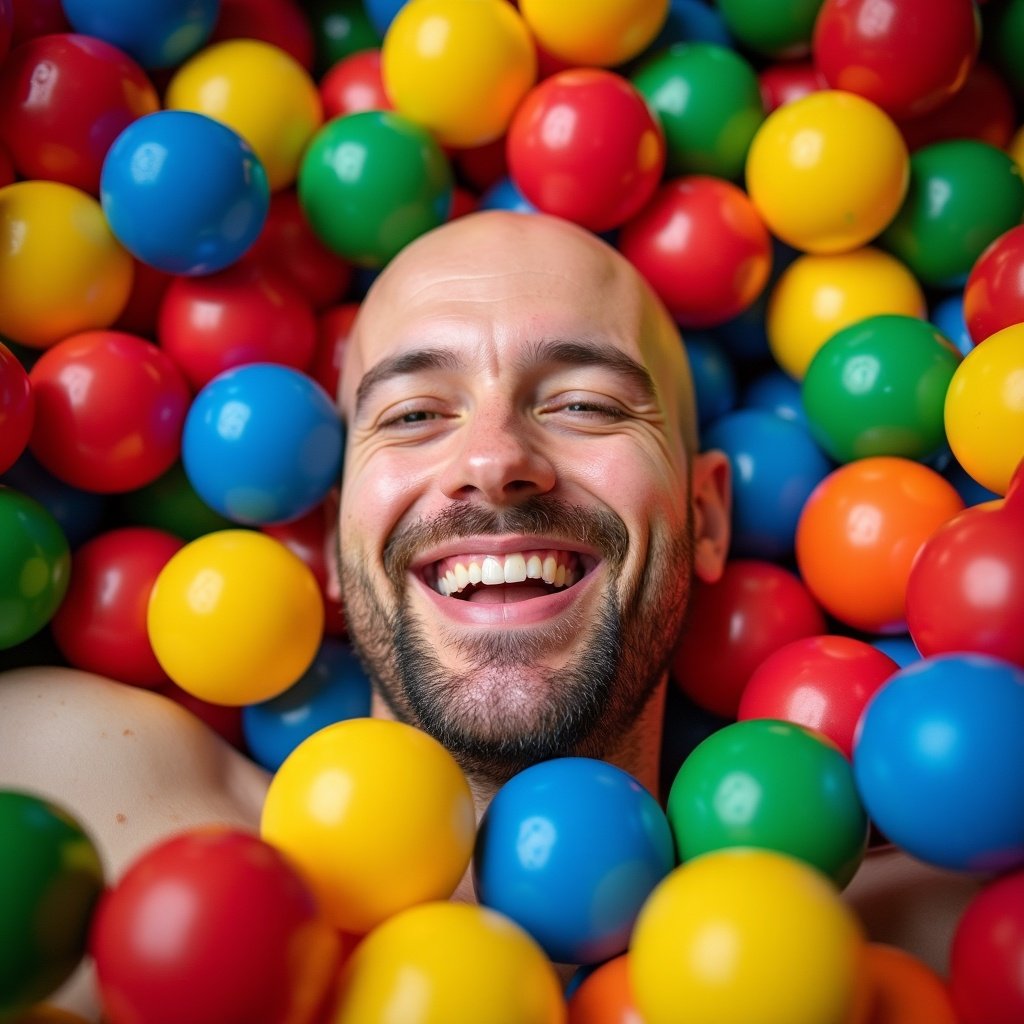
[437,408,557,504]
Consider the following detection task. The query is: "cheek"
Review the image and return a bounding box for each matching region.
[340,456,432,555]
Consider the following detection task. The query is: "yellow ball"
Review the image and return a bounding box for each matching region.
[0,181,132,349]
[746,90,909,254]
[327,902,565,1024]
[767,246,926,379]
[166,39,322,191]
[519,0,669,68]
[1009,124,1024,176]
[630,848,866,1024]
[260,718,476,935]
[944,322,1024,496]
[382,0,536,148]
[147,529,323,705]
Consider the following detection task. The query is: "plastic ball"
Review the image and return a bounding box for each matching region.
[812,0,979,120]
[741,368,807,427]
[158,261,318,390]
[328,902,565,1024]
[702,408,832,561]
[167,39,322,192]
[518,0,668,67]
[243,639,372,771]
[738,635,899,759]
[210,0,316,70]
[147,529,324,705]
[766,247,926,379]
[618,175,771,327]
[51,527,184,687]
[801,314,961,464]
[474,757,675,965]
[758,59,827,112]
[0,791,104,1017]
[0,340,33,475]
[880,140,1024,288]
[853,653,1024,872]
[668,719,868,887]
[795,457,964,634]
[858,943,959,1024]
[308,301,359,401]
[930,292,972,358]
[630,42,764,180]
[298,110,452,267]
[630,848,865,1024]
[305,0,380,76]
[869,635,922,669]
[260,717,476,934]
[714,0,822,57]
[182,363,343,526]
[6,1008,93,1024]
[683,333,737,428]
[746,90,909,255]
[0,32,160,195]
[28,331,190,494]
[318,48,391,119]
[90,829,340,1024]
[944,322,1024,495]
[672,559,826,720]
[100,110,270,276]
[60,0,218,69]
[949,868,1024,1024]
[566,954,638,1024]
[0,180,133,349]
[382,0,536,149]
[963,224,1024,344]
[506,68,665,233]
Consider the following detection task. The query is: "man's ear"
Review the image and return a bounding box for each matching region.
[323,486,342,602]
[690,449,731,584]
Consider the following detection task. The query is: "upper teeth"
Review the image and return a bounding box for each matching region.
[435,551,577,597]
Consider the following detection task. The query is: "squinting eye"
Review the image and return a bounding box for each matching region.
[381,409,441,428]
[562,401,625,418]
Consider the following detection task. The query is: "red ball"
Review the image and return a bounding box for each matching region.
[618,175,772,328]
[0,140,14,187]
[113,259,174,339]
[506,68,665,233]
[158,262,317,390]
[210,0,315,71]
[963,223,1024,345]
[0,33,159,194]
[51,527,184,687]
[758,59,828,113]
[813,0,979,120]
[0,339,34,475]
[318,48,391,120]
[0,0,10,63]
[737,635,900,758]
[308,302,358,401]
[454,135,508,194]
[949,868,1024,1024]
[28,330,190,493]
[671,559,827,719]
[9,0,69,49]
[90,829,340,1024]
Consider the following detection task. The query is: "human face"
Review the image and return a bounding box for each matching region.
[338,213,707,782]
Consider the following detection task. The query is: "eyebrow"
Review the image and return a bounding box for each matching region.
[354,348,464,418]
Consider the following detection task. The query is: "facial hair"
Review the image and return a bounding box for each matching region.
[340,496,695,786]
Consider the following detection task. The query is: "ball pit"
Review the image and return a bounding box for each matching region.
[1,2,1024,1021]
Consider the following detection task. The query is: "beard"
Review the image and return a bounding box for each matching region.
[340,496,695,786]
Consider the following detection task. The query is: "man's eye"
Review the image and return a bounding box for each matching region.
[561,401,625,418]
[381,410,441,428]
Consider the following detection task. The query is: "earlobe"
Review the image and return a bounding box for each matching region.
[690,449,732,584]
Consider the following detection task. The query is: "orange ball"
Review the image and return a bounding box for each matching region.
[795,457,964,634]
[856,943,959,1024]
[567,954,638,1024]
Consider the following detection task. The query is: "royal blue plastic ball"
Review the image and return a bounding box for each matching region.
[684,332,737,429]
[930,292,973,358]
[742,368,807,428]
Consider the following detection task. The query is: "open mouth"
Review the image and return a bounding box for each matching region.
[423,549,595,604]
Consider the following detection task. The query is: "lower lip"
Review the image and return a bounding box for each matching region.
[412,568,600,626]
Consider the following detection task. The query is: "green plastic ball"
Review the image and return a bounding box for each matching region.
[713,0,826,57]
[802,314,962,464]
[667,719,869,889]
[116,461,236,541]
[305,0,381,76]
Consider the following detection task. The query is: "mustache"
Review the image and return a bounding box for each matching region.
[383,497,629,586]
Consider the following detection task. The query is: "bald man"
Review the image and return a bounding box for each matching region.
[0,213,980,1019]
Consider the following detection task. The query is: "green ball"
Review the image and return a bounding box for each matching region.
[0,791,105,1016]
[992,0,1024,99]
[879,140,1024,287]
[713,0,826,57]
[305,0,381,76]
[631,43,765,180]
[802,314,962,464]
[298,110,453,268]
[667,719,868,889]
[0,487,70,650]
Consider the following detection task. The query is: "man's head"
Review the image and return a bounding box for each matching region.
[336,211,729,784]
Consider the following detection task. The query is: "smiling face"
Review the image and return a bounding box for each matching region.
[338,211,728,784]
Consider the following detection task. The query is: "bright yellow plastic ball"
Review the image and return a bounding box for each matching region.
[0,181,133,349]
[944,322,1024,496]
[767,246,926,379]
[746,90,909,254]
[630,848,866,1024]
[260,718,476,935]
[382,0,536,148]
[147,529,323,705]
[519,0,669,68]
[166,39,322,191]
[327,902,566,1024]
[1009,124,1024,175]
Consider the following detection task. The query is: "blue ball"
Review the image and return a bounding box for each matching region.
[702,408,833,561]
[869,635,922,669]
[62,0,218,68]
[363,0,407,37]
[684,332,737,429]
[742,368,807,429]
[473,757,675,965]
[182,363,344,526]
[243,640,372,771]
[944,457,1000,507]
[479,176,538,214]
[854,653,1024,872]
[100,110,270,276]
[930,292,973,358]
